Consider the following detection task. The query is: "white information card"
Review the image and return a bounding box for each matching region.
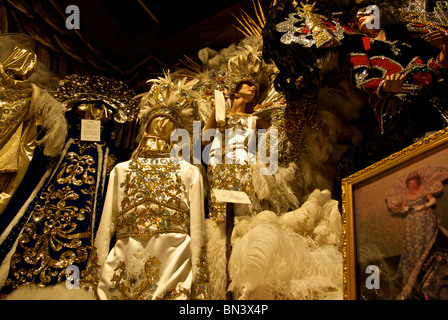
[212,189,252,204]
[81,119,101,142]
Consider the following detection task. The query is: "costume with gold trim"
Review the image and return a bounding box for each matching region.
[0,75,138,297]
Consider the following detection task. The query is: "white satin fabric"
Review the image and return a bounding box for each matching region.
[94,158,205,300]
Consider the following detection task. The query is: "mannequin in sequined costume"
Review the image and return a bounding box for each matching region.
[91,76,207,300]
[333,1,448,201]
[203,79,269,224]
[188,25,347,298]
[201,77,273,299]
[209,0,373,299]
[0,75,138,298]
[348,3,448,133]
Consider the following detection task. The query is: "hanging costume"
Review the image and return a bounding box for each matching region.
[348,32,448,137]
[261,0,372,205]
[333,1,448,202]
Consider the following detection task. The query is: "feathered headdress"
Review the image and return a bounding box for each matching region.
[192,37,276,125]
[137,71,199,135]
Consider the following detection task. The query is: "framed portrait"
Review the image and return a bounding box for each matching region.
[342,127,448,300]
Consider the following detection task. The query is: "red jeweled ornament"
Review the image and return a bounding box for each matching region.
[413,71,432,86]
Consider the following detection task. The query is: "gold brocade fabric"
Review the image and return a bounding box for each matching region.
[117,116,188,239]
[0,122,23,174]
[0,121,37,215]
[108,256,164,300]
[107,256,194,300]
[207,114,256,223]
[0,80,33,151]
[1,139,100,292]
[207,163,254,223]
[0,47,36,154]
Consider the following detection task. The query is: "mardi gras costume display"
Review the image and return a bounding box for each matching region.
[261,0,448,300]
[262,0,448,202]
[263,0,373,202]
[335,0,448,200]
[175,39,274,299]
[174,7,348,297]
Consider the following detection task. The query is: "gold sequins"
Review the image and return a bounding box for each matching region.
[116,157,189,239]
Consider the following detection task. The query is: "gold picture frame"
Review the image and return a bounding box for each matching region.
[342,127,448,300]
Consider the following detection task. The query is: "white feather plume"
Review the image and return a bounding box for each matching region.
[228,189,343,300]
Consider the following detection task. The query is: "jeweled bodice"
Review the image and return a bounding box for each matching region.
[226,113,251,130]
[116,157,190,239]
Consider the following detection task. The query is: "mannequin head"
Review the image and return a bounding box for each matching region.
[228,79,258,114]
[354,6,382,37]
[138,114,177,154]
[232,80,257,102]
[145,115,176,140]
[0,47,37,85]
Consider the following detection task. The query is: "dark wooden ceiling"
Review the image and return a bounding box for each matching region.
[0,0,273,91]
